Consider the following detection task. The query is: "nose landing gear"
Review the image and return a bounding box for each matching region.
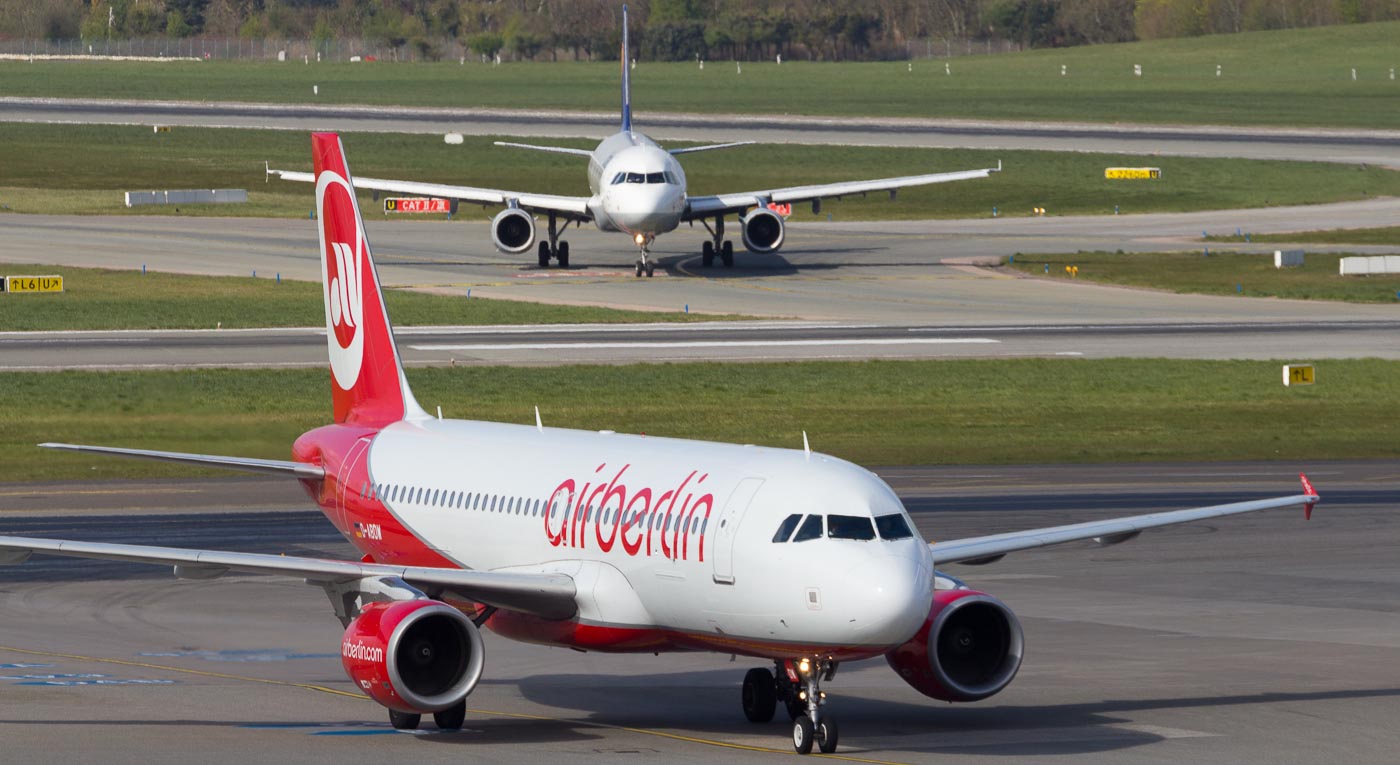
[740,658,840,754]
[633,232,656,277]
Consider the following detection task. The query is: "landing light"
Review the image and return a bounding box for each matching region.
[797,657,811,675]
[633,233,646,246]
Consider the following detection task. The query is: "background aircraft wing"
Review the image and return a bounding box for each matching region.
[269,167,592,219]
[928,476,1319,566]
[684,165,999,219]
[0,535,578,619]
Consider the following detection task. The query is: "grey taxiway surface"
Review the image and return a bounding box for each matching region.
[2,461,1397,764]
[5,97,1400,167]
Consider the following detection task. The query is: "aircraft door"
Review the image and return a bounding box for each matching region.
[334,437,372,534]
[712,478,764,585]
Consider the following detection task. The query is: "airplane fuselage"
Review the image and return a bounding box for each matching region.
[585,132,687,239]
[297,419,934,661]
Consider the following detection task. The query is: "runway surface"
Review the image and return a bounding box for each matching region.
[2,461,1397,763]
[5,97,1400,166]
[5,319,1400,370]
[4,204,1400,328]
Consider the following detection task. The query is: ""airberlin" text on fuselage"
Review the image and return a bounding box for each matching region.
[544,464,714,561]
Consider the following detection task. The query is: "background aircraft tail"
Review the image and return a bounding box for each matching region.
[620,4,632,132]
[311,132,428,426]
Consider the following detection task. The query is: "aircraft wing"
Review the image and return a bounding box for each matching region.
[269,167,593,219]
[684,165,1000,219]
[0,535,578,620]
[929,475,1319,566]
[40,442,325,480]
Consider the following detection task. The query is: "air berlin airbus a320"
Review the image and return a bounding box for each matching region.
[1,134,1321,755]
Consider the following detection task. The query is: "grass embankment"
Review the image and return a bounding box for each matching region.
[1207,226,1400,246]
[3,23,1400,128]
[0,264,736,330]
[1006,251,1400,302]
[0,123,1396,220]
[4,359,1395,482]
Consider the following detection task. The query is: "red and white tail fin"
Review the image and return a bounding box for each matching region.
[312,132,427,426]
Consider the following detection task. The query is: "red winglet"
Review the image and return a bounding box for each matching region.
[1299,472,1319,520]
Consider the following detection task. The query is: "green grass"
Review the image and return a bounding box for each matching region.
[4,359,1395,482]
[4,23,1400,127]
[0,264,740,329]
[1207,226,1400,246]
[1006,251,1400,302]
[1,123,1397,221]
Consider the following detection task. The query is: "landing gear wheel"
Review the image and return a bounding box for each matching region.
[816,714,839,753]
[741,668,777,723]
[433,700,466,730]
[702,240,715,267]
[388,709,421,730]
[645,262,655,278]
[537,241,551,268]
[792,715,815,755]
[557,241,569,268]
[635,261,644,278]
[721,240,735,268]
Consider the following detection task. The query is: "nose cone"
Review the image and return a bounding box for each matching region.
[844,553,933,646]
[607,186,683,234]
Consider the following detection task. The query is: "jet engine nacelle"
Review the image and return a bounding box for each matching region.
[740,207,785,253]
[341,599,485,713]
[885,588,1024,702]
[491,208,536,254]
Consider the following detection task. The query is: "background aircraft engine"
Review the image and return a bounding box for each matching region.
[740,207,785,253]
[341,599,485,713]
[885,589,1024,702]
[491,208,536,254]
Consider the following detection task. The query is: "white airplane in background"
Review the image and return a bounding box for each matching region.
[2,134,1322,755]
[268,5,999,277]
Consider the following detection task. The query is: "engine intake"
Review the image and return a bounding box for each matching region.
[885,588,1023,702]
[740,207,785,253]
[491,208,536,254]
[341,599,485,713]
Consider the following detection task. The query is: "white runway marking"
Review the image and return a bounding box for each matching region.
[409,338,1000,352]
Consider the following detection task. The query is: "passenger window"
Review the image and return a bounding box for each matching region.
[874,514,914,540]
[646,172,665,184]
[827,515,876,541]
[772,514,802,542]
[626,172,644,183]
[792,515,823,542]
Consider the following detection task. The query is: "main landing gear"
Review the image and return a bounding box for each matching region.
[700,216,734,268]
[387,698,466,731]
[741,658,840,755]
[537,212,571,269]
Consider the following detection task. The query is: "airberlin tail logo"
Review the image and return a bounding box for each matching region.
[316,168,367,391]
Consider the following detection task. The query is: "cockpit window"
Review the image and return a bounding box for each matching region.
[610,172,626,185]
[827,514,876,541]
[875,514,914,540]
[665,171,679,184]
[625,172,645,183]
[791,514,824,543]
[772,513,802,543]
[646,172,666,184]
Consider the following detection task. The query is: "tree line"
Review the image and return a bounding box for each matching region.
[3,0,1398,59]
